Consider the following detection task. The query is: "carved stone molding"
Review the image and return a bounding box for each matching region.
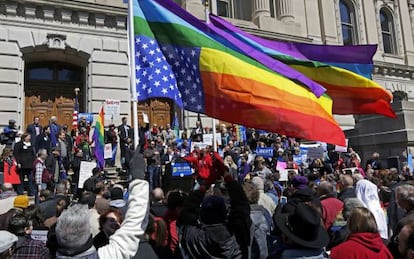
[0,0,127,31]
[45,34,67,50]
[374,64,414,79]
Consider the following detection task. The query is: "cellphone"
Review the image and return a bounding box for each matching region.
[280,196,287,206]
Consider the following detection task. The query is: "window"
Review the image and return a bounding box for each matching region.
[27,63,82,82]
[380,8,396,54]
[215,0,252,21]
[339,0,358,45]
[217,0,232,17]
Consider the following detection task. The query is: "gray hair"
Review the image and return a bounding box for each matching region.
[396,184,414,207]
[55,183,67,195]
[56,204,91,250]
[37,149,47,157]
[343,198,364,220]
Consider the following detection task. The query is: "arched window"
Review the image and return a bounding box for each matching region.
[380,8,396,54]
[339,0,358,45]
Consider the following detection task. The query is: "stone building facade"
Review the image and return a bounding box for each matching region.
[1,0,414,164]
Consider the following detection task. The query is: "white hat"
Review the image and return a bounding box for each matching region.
[0,230,17,253]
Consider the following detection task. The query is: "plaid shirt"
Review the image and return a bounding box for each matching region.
[33,158,45,185]
[12,236,50,259]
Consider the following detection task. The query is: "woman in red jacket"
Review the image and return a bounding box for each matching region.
[331,207,392,259]
[1,147,21,191]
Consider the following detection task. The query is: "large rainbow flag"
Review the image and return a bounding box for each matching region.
[208,15,395,118]
[133,0,345,145]
[93,106,105,169]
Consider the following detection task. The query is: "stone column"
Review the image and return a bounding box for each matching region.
[253,0,271,20]
[277,0,294,22]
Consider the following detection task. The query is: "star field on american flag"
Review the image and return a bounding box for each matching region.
[135,35,182,107]
[135,35,206,113]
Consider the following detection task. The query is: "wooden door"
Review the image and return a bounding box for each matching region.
[25,95,75,130]
[136,98,172,128]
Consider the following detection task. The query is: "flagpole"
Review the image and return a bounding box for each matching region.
[128,0,140,148]
[204,0,217,152]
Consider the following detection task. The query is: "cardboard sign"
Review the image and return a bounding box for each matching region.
[104,143,112,159]
[78,161,97,188]
[104,99,121,120]
[279,169,298,182]
[256,148,274,158]
[172,162,193,177]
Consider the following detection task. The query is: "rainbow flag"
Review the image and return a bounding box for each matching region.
[133,0,345,145]
[208,15,395,118]
[93,106,105,169]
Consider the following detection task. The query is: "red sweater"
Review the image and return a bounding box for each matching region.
[331,232,392,259]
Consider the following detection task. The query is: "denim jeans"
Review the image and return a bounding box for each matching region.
[147,165,160,190]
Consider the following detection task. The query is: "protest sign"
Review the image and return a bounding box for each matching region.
[104,99,121,121]
[104,143,112,159]
[142,113,149,123]
[31,229,48,244]
[276,161,287,172]
[306,146,325,160]
[202,133,222,146]
[190,142,209,152]
[78,113,94,124]
[172,162,193,177]
[256,147,273,158]
[78,161,97,188]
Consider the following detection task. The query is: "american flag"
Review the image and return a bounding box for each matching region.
[135,35,206,113]
[72,95,79,130]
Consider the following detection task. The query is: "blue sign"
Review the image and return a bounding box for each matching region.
[408,153,413,173]
[78,113,94,124]
[293,155,303,165]
[256,148,274,158]
[172,162,192,177]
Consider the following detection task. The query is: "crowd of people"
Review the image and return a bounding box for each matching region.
[0,118,414,258]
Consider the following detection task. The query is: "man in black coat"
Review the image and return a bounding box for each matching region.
[177,172,251,259]
[117,117,132,168]
[26,116,43,146]
[35,126,52,154]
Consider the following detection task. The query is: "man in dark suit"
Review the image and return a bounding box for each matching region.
[26,116,43,147]
[118,117,132,169]
[35,126,52,154]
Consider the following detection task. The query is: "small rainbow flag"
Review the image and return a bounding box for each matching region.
[93,106,105,169]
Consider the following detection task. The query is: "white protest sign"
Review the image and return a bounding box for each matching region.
[190,142,209,152]
[78,161,97,188]
[31,229,48,244]
[104,143,112,159]
[335,139,349,153]
[142,113,149,123]
[104,99,121,120]
[202,133,222,146]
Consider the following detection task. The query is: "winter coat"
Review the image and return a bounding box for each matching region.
[56,180,149,259]
[13,141,36,169]
[3,158,20,184]
[177,178,251,258]
[331,232,393,259]
[250,204,270,259]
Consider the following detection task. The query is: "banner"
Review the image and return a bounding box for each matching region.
[256,147,274,158]
[172,162,193,177]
